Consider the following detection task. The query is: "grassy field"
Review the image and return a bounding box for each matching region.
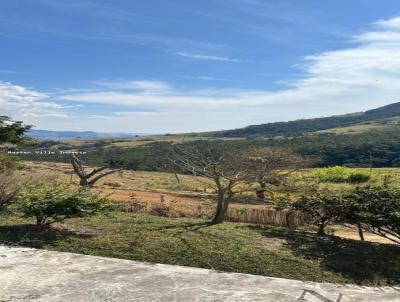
[16,162,309,228]
[3,161,400,285]
[18,161,209,192]
[1,211,399,286]
[13,161,400,241]
[19,161,400,194]
[315,117,400,134]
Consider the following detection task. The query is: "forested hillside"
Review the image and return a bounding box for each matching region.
[215,102,400,137]
[11,102,400,170]
[21,127,400,170]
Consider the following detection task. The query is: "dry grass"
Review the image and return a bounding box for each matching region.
[103,188,308,228]
[15,161,400,242]
[19,161,211,192]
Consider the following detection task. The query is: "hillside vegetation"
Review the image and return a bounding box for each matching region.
[214,102,400,137]
[11,102,400,170]
[23,127,400,170]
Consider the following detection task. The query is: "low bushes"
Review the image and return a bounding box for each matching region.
[346,187,400,244]
[0,154,24,172]
[290,192,347,235]
[347,172,371,184]
[315,166,370,183]
[17,183,111,225]
[285,186,400,243]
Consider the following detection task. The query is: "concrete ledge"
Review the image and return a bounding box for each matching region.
[0,246,399,301]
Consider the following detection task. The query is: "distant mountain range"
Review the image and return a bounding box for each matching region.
[25,102,400,169]
[28,130,145,140]
[214,102,400,137]
[28,102,400,140]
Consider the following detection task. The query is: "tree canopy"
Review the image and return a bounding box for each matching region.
[0,115,32,145]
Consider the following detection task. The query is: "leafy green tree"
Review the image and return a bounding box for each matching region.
[290,190,348,236]
[346,187,400,244]
[0,115,31,172]
[0,115,32,145]
[17,183,111,225]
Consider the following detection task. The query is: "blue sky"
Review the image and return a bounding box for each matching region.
[2,1,400,133]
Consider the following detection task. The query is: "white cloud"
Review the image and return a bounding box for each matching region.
[0,81,46,104]
[113,111,162,116]
[183,75,234,81]
[94,80,171,92]
[23,112,70,118]
[57,16,400,132]
[7,16,400,133]
[176,52,241,62]
[0,81,72,121]
[374,16,400,29]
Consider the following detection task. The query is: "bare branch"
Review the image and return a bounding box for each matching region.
[70,155,122,187]
[88,169,123,185]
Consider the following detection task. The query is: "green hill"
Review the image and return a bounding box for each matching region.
[215,102,400,137]
[19,102,400,169]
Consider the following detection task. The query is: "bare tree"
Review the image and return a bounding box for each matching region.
[71,154,122,187]
[241,148,309,201]
[172,145,248,224]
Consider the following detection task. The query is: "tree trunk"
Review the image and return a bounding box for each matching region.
[174,173,181,184]
[212,191,225,224]
[212,200,227,224]
[317,222,326,236]
[71,154,121,187]
[256,181,266,200]
[357,222,365,241]
[286,211,294,230]
[212,186,234,224]
[79,178,90,186]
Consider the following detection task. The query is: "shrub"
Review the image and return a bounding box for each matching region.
[236,207,248,215]
[381,173,394,188]
[148,202,171,217]
[17,183,111,225]
[315,166,370,184]
[0,154,24,172]
[345,187,400,244]
[315,166,350,183]
[290,191,348,235]
[347,172,370,184]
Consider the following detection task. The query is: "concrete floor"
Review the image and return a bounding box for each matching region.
[0,246,399,302]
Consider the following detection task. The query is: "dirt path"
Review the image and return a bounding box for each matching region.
[95,187,271,210]
[96,187,206,206]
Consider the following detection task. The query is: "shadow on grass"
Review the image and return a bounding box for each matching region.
[0,224,93,249]
[149,220,214,232]
[143,220,225,244]
[247,225,400,285]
